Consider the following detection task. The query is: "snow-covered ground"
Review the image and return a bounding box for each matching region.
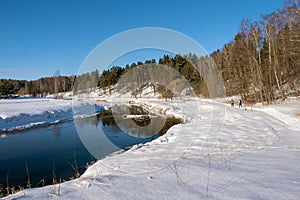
[0,98,73,132]
[1,97,300,199]
[0,96,116,132]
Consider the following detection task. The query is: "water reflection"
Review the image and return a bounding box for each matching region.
[75,109,155,160]
[101,116,116,127]
[112,104,166,138]
[52,124,61,138]
[0,105,181,196]
[90,114,100,128]
[0,120,95,195]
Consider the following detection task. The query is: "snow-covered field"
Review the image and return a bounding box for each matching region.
[0,96,115,132]
[1,97,300,199]
[0,98,73,132]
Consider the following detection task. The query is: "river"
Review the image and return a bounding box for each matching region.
[0,106,180,194]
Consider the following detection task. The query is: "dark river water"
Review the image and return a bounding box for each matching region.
[0,106,180,194]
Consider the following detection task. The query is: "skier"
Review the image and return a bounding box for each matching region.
[239,99,242,108]
[230,99,234,107]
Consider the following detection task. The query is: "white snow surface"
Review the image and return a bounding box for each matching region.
[0,97,116,132]
[2,97,300,199]
[0,98,73,131]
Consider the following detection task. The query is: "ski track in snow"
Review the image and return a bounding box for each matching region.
[1,97,300,200]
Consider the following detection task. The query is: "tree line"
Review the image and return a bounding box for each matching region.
[76,0,300,103]
[95,55,208,97]
[211,0,300,103]
[1,0,299,103]
[0,74,75,98]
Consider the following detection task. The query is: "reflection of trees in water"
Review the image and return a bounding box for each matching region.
[116,116,164,138]
[158,117,181,136]
[116,116,181,138]
[112,104,167,138]
[128,105,151,127]
[129,105,148,115]
[52,124,61,138]
[90,115,100,128]
[101,116,116,127]
[75,115,100,129]
[131,117,151,127]
[75,105,181,138]
[75,114,116,128]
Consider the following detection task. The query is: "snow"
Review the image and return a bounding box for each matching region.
[0,98,74,131]
[0,96,116,132]
[1,97,300,199]
[257,101,300,130]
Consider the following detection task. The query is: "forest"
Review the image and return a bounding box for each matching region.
[211,0,300,103]
[0,75,75,98]
[1,1,299,103]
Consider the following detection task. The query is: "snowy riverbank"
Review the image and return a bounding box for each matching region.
[0,97,117,132]
[0,98,74,132]
[2,97,300,199]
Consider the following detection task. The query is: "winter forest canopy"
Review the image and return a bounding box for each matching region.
[211,0,300,103]
[1,0,299,103]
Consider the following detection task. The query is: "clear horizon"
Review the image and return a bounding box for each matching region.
[0,0,285,80]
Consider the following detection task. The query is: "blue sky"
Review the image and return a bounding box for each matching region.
[0,0,285,80]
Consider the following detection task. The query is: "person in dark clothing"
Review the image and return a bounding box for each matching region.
[239,99,242,108]
[230,99,234,107]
